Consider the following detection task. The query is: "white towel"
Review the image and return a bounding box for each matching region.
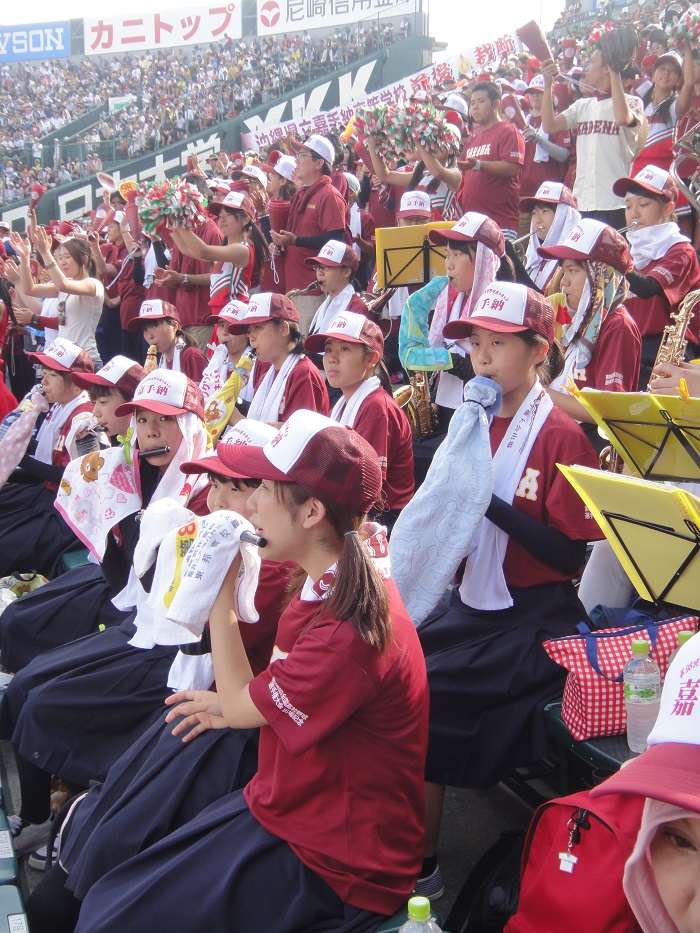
[247,352,301,422]
[389,377,499,625]
[167,651,215,691]
[149,510,261,645]
[330,376,381,426]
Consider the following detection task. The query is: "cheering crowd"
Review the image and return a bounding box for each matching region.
[1,2,700,931]
[0,24,406,207]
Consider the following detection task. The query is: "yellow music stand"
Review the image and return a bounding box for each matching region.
[375,221,454,288]
[560,464,700,611]
[575,389,700,481]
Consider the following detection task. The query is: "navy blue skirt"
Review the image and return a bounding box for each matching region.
[0,481,80,579]
[0,564,129,673]
[75,790,387,933]
[62,712,259,900]
[419,581,585,788]
[0,619,177,787]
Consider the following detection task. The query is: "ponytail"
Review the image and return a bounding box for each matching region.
[244,221,271,277]
[517,329,565,385]
[275,483,393,652]
[166,318,199,350]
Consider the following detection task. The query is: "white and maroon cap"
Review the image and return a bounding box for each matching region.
[72,355,146,396]
[299,134,335,165]
[208,190,257,219]
[304,310,384,356]
[410,88,430,103]
[217,409,382,513]
[398,191,433,219]
[304,238,359,272]
[537,218,633,274]
[526,74,546,91]
[26,337,94,374]
[429,211,505,257]
[612,165,679,205]
[520,180,578,212]
[227,292,300,334]
[208,178,233,194]
[206,299,249,326]
[114,369,205,420]
[269,154,296,182]
[441,93,469,116]
[241,164,267,186]
[126,299,179,334]
[591,629,700,811]
[181,419,277,475]
[443,282,555,344]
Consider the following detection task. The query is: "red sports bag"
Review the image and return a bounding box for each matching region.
[505,789,645,933]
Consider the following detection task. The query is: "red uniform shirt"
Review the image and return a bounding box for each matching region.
[352,389,414,510]
[569,305,641,393]
[459,122,525,232]
[488,407,602,588]
[285,177,349,293]
[169,219,223,327]
[238,560,294,678]
[625,243,700,341]
[117,254,146,331]
[252,355,330,420]
[519,116,572,199]
[101,242,126,302]
[162,346,208,383]
[246,577,429,914]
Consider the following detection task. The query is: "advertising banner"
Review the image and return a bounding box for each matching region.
[84,4,242,55]
[256,0,418,36]
[0,22,71,63]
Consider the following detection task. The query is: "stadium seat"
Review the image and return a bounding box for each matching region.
[0,811,18,885]
[0,885,27,930]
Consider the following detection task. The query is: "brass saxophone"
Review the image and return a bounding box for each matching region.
[647,288,700,391]
[394,371,437,439]
[285,282,319,299]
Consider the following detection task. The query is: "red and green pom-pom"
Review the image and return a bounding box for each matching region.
[136,179,208,234]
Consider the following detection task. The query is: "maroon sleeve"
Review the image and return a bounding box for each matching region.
[353,393,414,509]
[180,346,208,383]
[496,123,525,165]
[278,357,330,420]
[587,307,641,392]
[317,186,349,238]
[646,243,700,308]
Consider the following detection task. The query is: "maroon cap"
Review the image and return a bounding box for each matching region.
[429,212,505,257]
[304,310,384,356]
[537,218,633,274]
[26,337,94,374]
[520,181,578,213]
[217,409,382,513]
[304,239,359,272]
[208,191,257,220]
[126,299,180,334]
[612,165,678,205]
[114,370,205,420]
[227,292,300,334]
[72,355,146,397]
[443,282,555,344]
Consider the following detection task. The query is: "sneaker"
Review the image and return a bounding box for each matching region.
[412,864,445,900]
[7,815,52,857]
[27,839,58,871]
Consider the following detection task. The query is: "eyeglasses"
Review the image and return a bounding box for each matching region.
[296,152,313,160]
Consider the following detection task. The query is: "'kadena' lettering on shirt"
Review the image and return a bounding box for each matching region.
[268,677,308,726]
[576,120,619,137]
[465,143,492,158]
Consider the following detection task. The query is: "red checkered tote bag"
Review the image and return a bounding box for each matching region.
[543,614,698,740]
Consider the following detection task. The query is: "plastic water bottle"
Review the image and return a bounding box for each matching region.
[398,896,442,932]
[624,638,661,753]
[668,630,696,669]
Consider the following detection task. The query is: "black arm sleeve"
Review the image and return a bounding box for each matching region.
[132,255,145,287]
[17,454,64,486]
[152,241,169,268]
[626,271,664,299]
[485,494,588,575]
[295,229,345,250]
[448,352,475,382]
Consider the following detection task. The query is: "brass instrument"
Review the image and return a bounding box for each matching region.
[647,288,700,391]
[396,371,437,439]
[360,287,397,323]
[286,282,319,299]
[670,121,700,214]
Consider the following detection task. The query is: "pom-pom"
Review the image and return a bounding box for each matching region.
[136,179,208,235]
[355,102,458,160]
[668,8,700,52]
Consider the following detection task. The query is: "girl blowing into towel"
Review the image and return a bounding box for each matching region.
[412,283,602,900]
[69,409,429,933]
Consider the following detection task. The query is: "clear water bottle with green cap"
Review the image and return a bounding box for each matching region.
[668,630,696,669]
[623,637,661,754]
[398,896,442,932]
